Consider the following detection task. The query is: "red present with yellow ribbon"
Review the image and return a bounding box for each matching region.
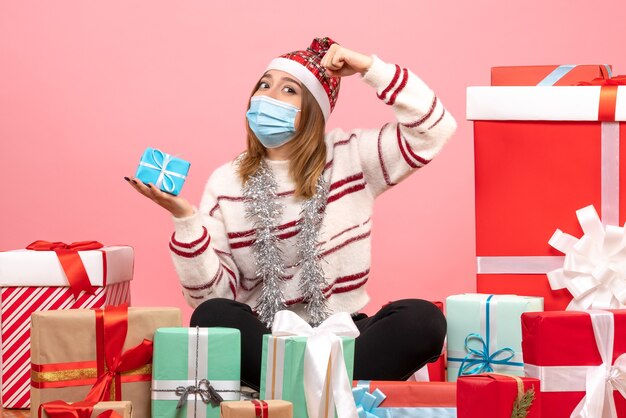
[29,305,181,418]
[468,68,626,311]
[38,400,132,418]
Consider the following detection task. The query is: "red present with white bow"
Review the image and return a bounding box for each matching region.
[468,71,626,310]
[521,309,626,417]
[0,242,133,409]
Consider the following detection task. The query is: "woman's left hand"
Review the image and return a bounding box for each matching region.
[321,44,373,78]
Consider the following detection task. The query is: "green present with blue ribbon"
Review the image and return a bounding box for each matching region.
[446,294,543,382]
[135,147,190,195]
[151,327,241,418]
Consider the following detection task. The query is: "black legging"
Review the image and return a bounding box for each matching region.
[190,298,446,390]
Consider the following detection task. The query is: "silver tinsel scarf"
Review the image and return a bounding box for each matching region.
[242,158,330,327]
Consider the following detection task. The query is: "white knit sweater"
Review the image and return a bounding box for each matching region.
[169,55,457,322]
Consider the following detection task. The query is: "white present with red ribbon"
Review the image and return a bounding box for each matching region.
[0,242,133,408]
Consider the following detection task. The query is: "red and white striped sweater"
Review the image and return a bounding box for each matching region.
[169,55,457,322]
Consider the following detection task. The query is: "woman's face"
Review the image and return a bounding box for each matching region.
[253,69,302,129]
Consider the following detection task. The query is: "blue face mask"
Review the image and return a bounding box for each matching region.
[246,96,301,149]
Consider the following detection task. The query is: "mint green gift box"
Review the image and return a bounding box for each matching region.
[446,293,543,382]
[151,327,241,418]
[260,334,355,418]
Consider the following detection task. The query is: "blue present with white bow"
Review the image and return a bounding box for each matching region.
[135,147,190,195]
[446,294,543,382]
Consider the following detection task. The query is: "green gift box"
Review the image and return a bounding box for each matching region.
[260,312,357,418]
[446,293,543,382]
[151,327,241,418]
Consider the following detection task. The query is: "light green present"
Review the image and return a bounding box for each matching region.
[151,327,241,418]
[260,313,356,418]
[446,293,543,382]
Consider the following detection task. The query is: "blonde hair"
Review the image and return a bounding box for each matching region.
[237,77,327,199]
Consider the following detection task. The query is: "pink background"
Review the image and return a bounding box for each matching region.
[1,1,625,323]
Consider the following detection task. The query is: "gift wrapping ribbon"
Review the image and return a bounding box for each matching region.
[138,148,186,193]
[39,400,123,418]
[477,73,622,308]
[537,64,612,87]
[448,295,524,377]
[268,310,360,418]
[83,304,154,403]
[150,327,240,417]
[547,205,626,309]
[26,240,104,299]
[252,400,269,418]
[577,75,626,121]
[352,387,386,418]
[525,310,626,418]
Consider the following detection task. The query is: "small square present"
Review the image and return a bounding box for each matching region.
[522,310,626,417]
[0,241,133,409]
[260,311,357,418]
[353,381,456,417]
[457,373,540,418]
[135,147,190,195]
[220,400,292,418]
[446,294,543,381]
[30,305,182,418]
[151,327,241,418]
[38,400,133,417]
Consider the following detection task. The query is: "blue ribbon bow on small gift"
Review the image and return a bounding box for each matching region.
[449,295,524,377]
[457,332,518,375]
[137,148,188,194]
[352,386,386,418]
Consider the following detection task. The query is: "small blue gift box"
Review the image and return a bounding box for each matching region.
[135,147,190,195]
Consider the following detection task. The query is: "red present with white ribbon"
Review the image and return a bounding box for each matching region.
[0,242,133,409]
[468,71,626,310]
[521,310,626,417]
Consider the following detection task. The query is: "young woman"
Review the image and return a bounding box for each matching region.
[126,37,456,390]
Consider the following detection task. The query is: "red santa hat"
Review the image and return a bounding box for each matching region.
[265,37,341,121]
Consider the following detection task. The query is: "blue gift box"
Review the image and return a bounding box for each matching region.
[135,147,190,195]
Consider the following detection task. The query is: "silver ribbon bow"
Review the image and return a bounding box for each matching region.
[175,378,223,409]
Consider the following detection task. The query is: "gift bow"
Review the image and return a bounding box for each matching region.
[547,205,626,310]
[577,75,626,86]
[26,240,104,299]
[39,400,123,418]
[272,310,360,418]
[458,333,517,376]
[576,75,626,121]
[352,387,386,418]
[570,311,626,418]
[84,305,154,403]
[174,378,223,409]
[138,148,186,193]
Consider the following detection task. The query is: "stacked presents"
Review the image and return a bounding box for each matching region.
[1,64,626,418]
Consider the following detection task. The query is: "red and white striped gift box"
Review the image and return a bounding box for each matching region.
[0,245,133,409]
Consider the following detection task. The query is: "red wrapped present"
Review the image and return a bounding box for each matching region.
[353,381,456,417]
[457,373,540,418]
[522,310,626,417]
[0,242,133,409]
[491,64,611,86]
[468,70,626,310]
